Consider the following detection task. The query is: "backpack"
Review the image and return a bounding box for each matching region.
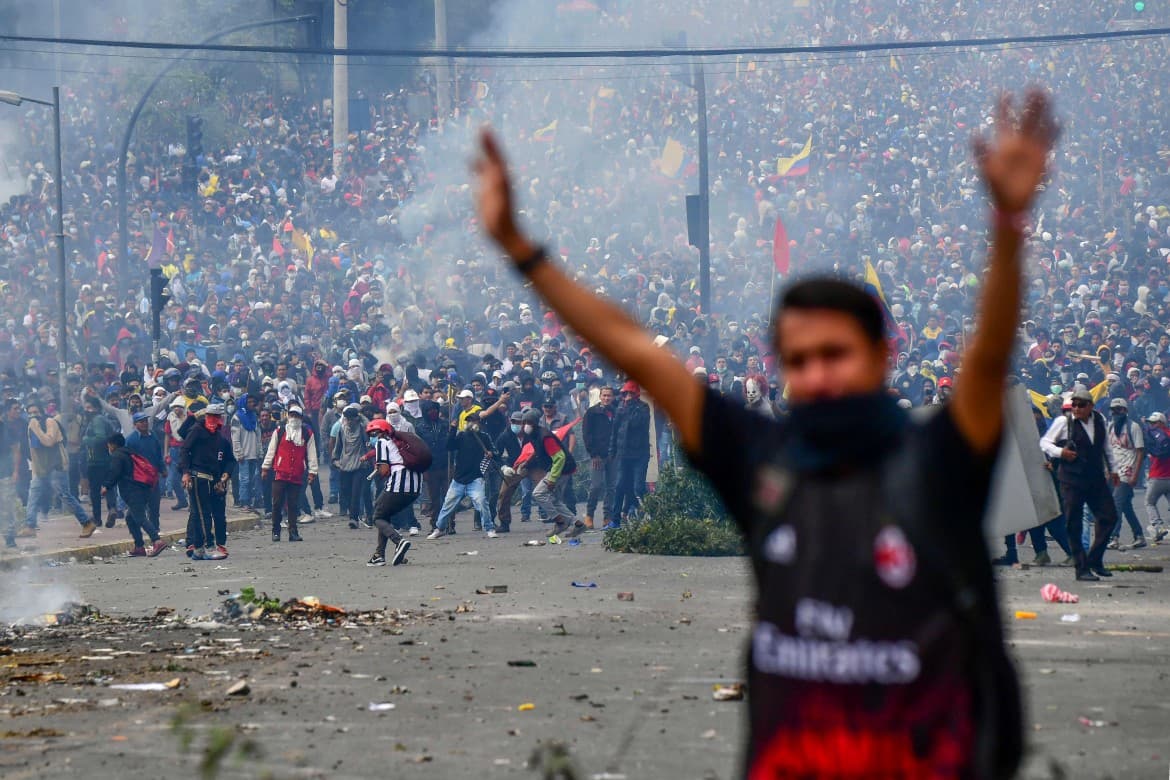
[1147,425,1170,459]
[129,452,159,487]
[391,429,433,473]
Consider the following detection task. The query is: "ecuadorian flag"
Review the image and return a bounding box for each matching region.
[656,138,695,179]
[533,120,558,143]
[775,136,812,178]
[863,259,908,348]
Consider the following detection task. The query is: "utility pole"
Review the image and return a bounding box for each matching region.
[332,0,348,178]
[434,0,452,116]
[695,58,710,315]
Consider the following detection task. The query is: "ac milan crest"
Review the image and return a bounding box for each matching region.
[873,526,916,589]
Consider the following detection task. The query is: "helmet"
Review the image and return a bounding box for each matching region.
[366,418,392,436]
[521,409,542,425]
[541,370,558,383]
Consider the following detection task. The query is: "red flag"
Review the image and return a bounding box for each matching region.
[272,237,285,257]
[166,227,175,256]
[772,216,790,275]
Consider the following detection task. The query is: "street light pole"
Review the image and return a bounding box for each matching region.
[0,87,70,423]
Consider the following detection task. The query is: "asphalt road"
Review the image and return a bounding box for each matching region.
[1,512,1169,779]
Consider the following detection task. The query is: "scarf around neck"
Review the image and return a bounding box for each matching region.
[783,392,909,473]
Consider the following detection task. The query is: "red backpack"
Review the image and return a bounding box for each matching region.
[129,453,160,487]
[390,429,433,473]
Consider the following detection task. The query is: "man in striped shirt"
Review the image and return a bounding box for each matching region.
[367,421,420,567]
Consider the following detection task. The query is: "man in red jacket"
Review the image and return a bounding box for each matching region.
[261,405,319,542]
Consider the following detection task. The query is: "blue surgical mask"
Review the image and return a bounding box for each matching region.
[510,424,521,434]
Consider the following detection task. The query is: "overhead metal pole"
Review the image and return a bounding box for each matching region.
[332,0,348,177]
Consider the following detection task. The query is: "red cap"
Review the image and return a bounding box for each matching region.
[938,377,953,388]
[621,380,640,394]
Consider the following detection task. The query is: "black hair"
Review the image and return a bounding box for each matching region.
[777,277,885,346]
[107,433,125,448]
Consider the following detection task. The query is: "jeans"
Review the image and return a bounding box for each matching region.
[1147,478,1170,526]
[237,459,261,507]
[475,468,501,528]
[26,470,89,528]
[0,476,18,541]
[121,484,159,547]
[1112,482,1144,541]
[586,456,618,521]
[340,468,371,523]
[435,478,493,532]
[168,446,187,506]
[613,455,649,521]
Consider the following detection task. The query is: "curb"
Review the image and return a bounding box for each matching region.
[0,513,264,571]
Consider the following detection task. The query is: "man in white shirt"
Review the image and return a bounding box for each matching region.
[1040,389,1121,581]
[1104,397,1145,550]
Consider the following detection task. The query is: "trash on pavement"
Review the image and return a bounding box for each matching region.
[712,683,745,701]
[109,679,180,692]
[226,679,250,696]
[475,585,508,595]
[567,539,581,547]
[368,702,396,712]
[523,540,546,546]
[9,671,66,684]
[1041,583,1079,604]
[518,702,536,711]
[1060,614,1081,623]
[459,551,479,556]
[571,581,598,589]
[616,592,635,601]
[1014,611,1037,620]
[1105,564,1163,573]
[1077,716,1114,728]
[507,660,537,667]
[548,535,563,545]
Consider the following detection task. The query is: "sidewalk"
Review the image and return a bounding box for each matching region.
[0,502,264,570]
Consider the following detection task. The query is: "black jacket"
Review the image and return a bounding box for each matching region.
[582,403,615,457]
[415,401,450,472]
[494,429,523,468]
[104,446,147,495]
[180,423,236,479]
[446,425,495,484]
[610,398,651,459]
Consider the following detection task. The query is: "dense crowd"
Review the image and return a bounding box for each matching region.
[1,1,1170,549]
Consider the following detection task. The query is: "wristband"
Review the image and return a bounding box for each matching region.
[993,208,1027,234]
[513,245,548,276]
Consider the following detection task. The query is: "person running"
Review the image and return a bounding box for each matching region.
[261,405,318,542]
[332,403,372,529]
[517,408,580,537]
[366,419,420,568]
[180,403,236,560]
[471,89,1056,777]
[102,433,167,557]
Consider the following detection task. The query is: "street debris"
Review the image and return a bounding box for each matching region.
[548,535,563,545]
[8,671,66,684]
[523,540,546,546]
[1041,583,1079,604]
[110,678,181,692]
[1014,611,1038,620]
[1060,614,1081,623]
[1077,716,1116,728]
[225,679,250,696]
[475,585,508,595]
[507,660,537,667]
[712,683,745,701]
[617,592,635,602]
[1105,564,1163,573]
[458,550,479,556]
[518,702,536,711]
[367,702,396,712]
[571,581,598,589]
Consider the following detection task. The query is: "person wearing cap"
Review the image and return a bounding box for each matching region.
[426,409,499,540]
[180,402,236,560]
[367,364,397,410]
[582,386,618,529]
[102,432,167,558]
[331,403,372,530]
[454,388,482,431]
[401,389,423,427]
[1143,411,1170,543]
[261,405,318,542]
[1040,389,1121,581]
[934,376,954,405]
[607,380,651,529]
[1105,397,1146,550]
[126,411,166,541]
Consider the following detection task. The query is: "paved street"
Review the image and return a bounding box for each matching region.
[1,509,1169,779]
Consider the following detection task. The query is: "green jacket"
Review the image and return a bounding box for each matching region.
[81,413,115,465]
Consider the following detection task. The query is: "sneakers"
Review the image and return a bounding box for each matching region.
[78,522,98,538]
[300,513,316,525]
[487,530,499,539]
[128,546,147,557]
[1149,526,1168,543]
[171,503,188,511]
[272,531,281,542]
[391,539,411,566]
[104,514,116,529]
[1129,537,1147,549]
[348,520,359,530]
[148,539,168,557]
[186,545,200,560]
[426,529,444,540]
[1106,539,1120,550]
[600,522,621,531]
[408,526,420,537]
[367,553,387,567]
[1075,571,1100,582]
[288,532,303,542]
[314,509,333,519]
[1031,551,1052,566]
[1090,566,1113,578]
[360,519,374,530]
[1059,555,1076,567]
[205,545,228,561]
[16,526,36,538]
[991,555,1017,566]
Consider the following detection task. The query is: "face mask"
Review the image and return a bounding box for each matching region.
[1050,384,1063,395]
[336,399,346,409]
[316,367,326,376]
[510,424,521,434]
[522,424,534,435]
[204,417,222,433]
[1162,377,1170,388]
[907,366,918,376]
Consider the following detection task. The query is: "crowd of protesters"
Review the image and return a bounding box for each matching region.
[1,0,1169,563]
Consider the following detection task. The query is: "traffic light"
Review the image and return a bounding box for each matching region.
[185,115,204,161]
[1134,0,1145,10]
[150,269,170,311]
